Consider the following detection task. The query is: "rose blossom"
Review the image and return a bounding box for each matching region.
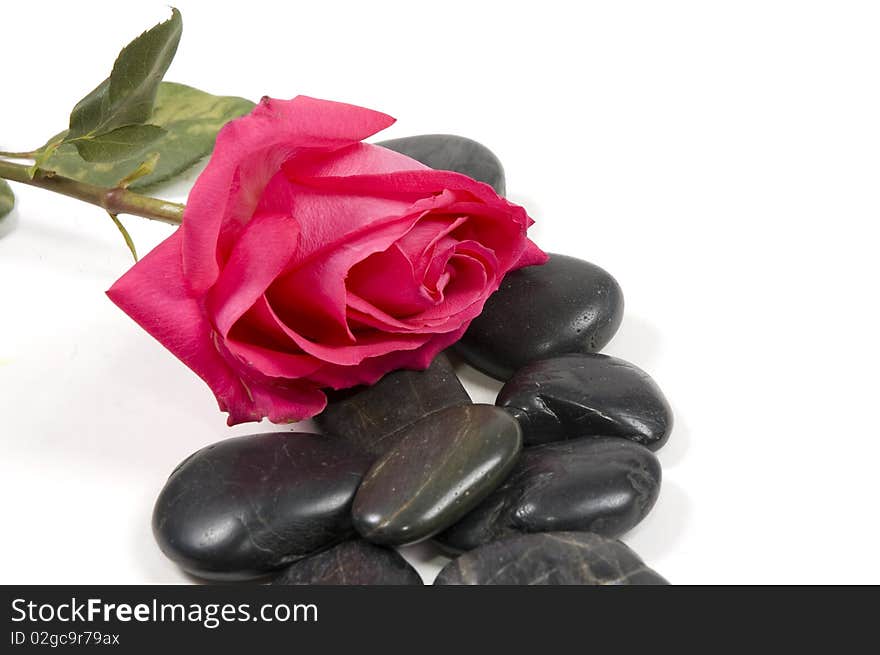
[108,96,547,425]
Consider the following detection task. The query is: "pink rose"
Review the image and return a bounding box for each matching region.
[108,96,547,425]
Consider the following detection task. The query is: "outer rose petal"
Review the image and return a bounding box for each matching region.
[514,238,551,268]
[308,325,468,390]
[107,230,326,425]
[207,210,300,338]
[279,144,434,259]
[182,96,396,295]
[290,142,429,179]
[292,168,501,205]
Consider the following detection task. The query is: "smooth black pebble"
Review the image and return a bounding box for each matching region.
[436,437,661,552]
[454,254,624,380]
[316,352,471,459]
[498,353,673,449]
[352,405,522,546]
[434,531,668,585]
[377,134,506,195]
[153,433,371,581]
[271,541,422,585]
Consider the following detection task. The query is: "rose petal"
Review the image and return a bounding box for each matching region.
[107,230,251,411]
[439,201,531,268]
[289,142,428,179]
[344,238,497,334]
[224,338,322,380]
[268,191,461,343]
[308,325,468,390]
[206,211,300,338]
[397,214,469,279]
[107,230,326,425]
[268,212,424,344]
[347,243,434,316]
[247,381,327,425]
[183,96,396,295]
[514,239,551,268]
[280,154,454,264]
[346,293,458,333]
[415,243,496,321]
[259,291,430,366]
[292,168,501,205]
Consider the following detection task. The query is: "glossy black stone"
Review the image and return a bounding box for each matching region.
[454,254,624,380]
[153,433,371,581]
[316,352,471,459]
[352,405,522,546]
[497,353,673,449]
[434,531,668,585]
[377,134,505,195]
[436,437,661,551]
[271,541,422,585]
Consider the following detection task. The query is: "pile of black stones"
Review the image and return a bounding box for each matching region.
[152,135,673,585]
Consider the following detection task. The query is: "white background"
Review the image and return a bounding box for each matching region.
[2,0,879,584]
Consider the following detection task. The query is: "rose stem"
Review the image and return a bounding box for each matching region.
[0,158,184,225]
[0,150,40,159]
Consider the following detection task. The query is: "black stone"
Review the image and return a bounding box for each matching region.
[153,433,371,581]
[271,541,422,585]
[316,352,471,459]
[497,353,673,449]
[434,531,668,585]
[436,437,661,551]
[454,254,624,380]
[377,134,506,196]
[352,405,522,546]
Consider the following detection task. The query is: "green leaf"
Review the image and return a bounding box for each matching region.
[67,8,182,141]
[67,78,110,141]
[72,124,165,162]
[0,179,14,219]
[45,82,254,190]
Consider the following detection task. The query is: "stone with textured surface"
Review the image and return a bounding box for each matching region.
[454,254,624,380]
[434,531,668,585]
[153,433,371,581]
[436,437,661,551]
[497,353,673,449]
[271,540,422,585]
[316,352,470,459]
[377,134,505,195]
[352,404,522,546]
